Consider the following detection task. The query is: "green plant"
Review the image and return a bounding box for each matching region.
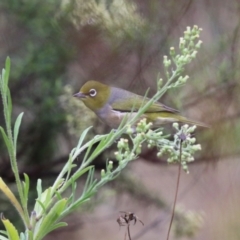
[0,26,202,240]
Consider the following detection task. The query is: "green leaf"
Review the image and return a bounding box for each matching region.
[6,88,12,123]
[72,126,92,159]
[72,165,93,182]
[83,167,95,194]
[13,112,24,150]
[19,232,26,240]
[1,69,6,95]
[62,187,95,216]
[1,214,20,240]
[82,141,94,163]
[4,57,10,90]
[0,230,8,240]
[70,180,77,204]
[36,179,42,198]
[0,231,7,237]
[22,230,32,240]
[45,222,67,233]
[22,173,29,201]
[76,126,92,150]
[55,191,63,201]
[0,178,25,221]
[35,200,46,214]
[0,127,11,155]
[34,199,67,239]
[89,134,113,160]
[28,231,33,240]
[0,235,9,240]
[40,187,51,205]
[0,57,10,98]
[0,77,2,97]
[34,187,51,214]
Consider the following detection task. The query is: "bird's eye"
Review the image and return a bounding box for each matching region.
[89,88,97,97]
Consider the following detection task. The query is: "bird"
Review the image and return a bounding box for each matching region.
[73,80,207,129]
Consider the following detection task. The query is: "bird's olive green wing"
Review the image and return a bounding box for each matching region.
[111,95,179,113]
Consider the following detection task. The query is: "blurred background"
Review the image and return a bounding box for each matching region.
[0,0,240,239]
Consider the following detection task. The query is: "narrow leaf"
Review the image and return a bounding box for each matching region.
[76,126,92,150]
[62,165,93,193]
[1,213,20,240]
[82,142,94,163]
[0,178,25,219]
[34,187,51,213]
[6,88,12,124]
[0,230,8,240]
[35,200,46,214]
[70,180,77,203]
[0,231,7,237]
[46,222,67,233]
[73,126,92,159]
[4,57,10,90]
[36,179,42,198]
[0,234,9,240]
[13,113,24,150]
[22,173,29,201]
[83,167,95,194]
[0,127,11,155]
[0,75,2,97]
[1,69,6,94]
[55,191,63,201]
[34,199,67,239]
[72,165,93,181]
[19,231,29,240]
[26,230,33,240]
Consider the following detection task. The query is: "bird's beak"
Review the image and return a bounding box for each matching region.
[73,92,86,98]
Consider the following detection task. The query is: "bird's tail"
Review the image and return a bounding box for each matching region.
[147,112,209,128]
[176,115,209,128]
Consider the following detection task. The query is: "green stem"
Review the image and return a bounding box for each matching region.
[0,61,30,227]
[4,98,30,227]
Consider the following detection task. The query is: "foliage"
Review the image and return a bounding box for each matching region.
[0,26,202,239]
[0,0,75,165]
[63,0,148,44]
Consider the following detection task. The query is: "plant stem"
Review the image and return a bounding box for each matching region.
[127,224,131,240]
[166,139,183,240]
[0,61,30,227]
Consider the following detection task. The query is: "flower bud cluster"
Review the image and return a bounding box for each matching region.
[104,118,201,176]
[163,55,172,69]
[114,118,159,164]
[161,25,202,90]
[178,26,202,65]
[136,118,153,133]
[133,119,165,154]
[115,138,132,162]
[101,160,114,178]
[171,75,189,88]
[157,123,202,173]
[115,118,201,174]
[133,119,151,153]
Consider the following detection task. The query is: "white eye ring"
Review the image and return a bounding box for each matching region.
[89,88,97,97]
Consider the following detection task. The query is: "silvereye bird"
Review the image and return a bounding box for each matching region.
[73,80,207,129]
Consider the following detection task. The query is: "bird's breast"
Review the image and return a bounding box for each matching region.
[96,105,138,129]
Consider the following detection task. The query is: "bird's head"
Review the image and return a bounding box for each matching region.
[74,80,111,112]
